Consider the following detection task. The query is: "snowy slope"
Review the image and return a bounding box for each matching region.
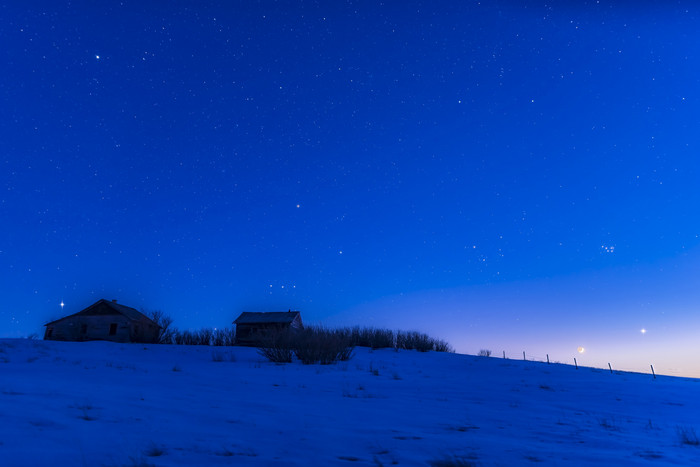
[1,338,699,466]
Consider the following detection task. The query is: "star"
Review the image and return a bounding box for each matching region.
[640,328,647,334]
[95,55,100,60]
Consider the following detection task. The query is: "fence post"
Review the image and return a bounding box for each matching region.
[546,354,550,364]
[574,357,578,369]
[651,364,656,379]
[503,350,506,359]
[608,363,613,374]
[523,351,526,361]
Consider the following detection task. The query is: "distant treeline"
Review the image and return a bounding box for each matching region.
[148,311,234,346]
[333,326,453,353]
[148,311,453,364]
[170,328,236,346]
[257,326,454,365]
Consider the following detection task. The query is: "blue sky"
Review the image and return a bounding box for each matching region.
[2,1,699,376]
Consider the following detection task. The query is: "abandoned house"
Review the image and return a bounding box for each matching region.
[233,310,303,346]
[43,299,161,344]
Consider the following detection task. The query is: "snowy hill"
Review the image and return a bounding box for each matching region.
[1,338,698,466]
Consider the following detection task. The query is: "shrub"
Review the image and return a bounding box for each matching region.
[478,349,492,357]
[212,328,235,346]
[396,331,434,352]
[172,330,186,345]
[337,344,355,362]
[256,327,355,365]
[292,327,355,365]
[255,324,452,362]
[173,330,200,345]
[168,327,236,346]
[196,328,213,345]
[346,327,395,349]
[395,330,454,353]
[332,327,454,353]
[257,331,294,363]
[433,339,454,353]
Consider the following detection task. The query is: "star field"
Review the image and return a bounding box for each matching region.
[1,1,700,376]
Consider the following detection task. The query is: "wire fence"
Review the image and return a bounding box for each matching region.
[498,350,658,380]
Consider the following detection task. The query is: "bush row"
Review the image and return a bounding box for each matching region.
[165,328,235,346]
[257,326,453,365]
[257,327,355,365]
[149,311,235,345]
[148,311,453,357]
[333,326,453,353]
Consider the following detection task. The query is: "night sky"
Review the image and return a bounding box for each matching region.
[2,1,700,376]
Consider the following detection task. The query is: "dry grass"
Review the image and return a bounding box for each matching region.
[677,426,700,446]
[143,442,165,457]
[211,349,236,362]
[429,455,478,467]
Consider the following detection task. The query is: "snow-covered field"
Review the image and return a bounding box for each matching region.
[1,339,699,466]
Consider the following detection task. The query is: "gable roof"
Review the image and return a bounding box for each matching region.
[233,311,301,325]
[45,299,160,327]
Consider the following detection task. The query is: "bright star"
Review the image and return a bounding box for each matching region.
[640,328,647,334]
[95,55,100,60]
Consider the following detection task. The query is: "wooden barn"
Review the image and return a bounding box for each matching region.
[44,299,161,344]
[233,310,303,346]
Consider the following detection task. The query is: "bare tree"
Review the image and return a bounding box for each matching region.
[148,310,174,344]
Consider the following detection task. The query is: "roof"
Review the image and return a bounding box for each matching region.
[233,311,301,325]
[45,299,160,327]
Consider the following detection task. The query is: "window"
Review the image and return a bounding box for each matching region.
[109,323,118,336]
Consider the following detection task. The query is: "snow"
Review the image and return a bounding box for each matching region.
[1,338,699,466]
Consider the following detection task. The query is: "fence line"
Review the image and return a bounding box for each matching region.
[496,350,657,379]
